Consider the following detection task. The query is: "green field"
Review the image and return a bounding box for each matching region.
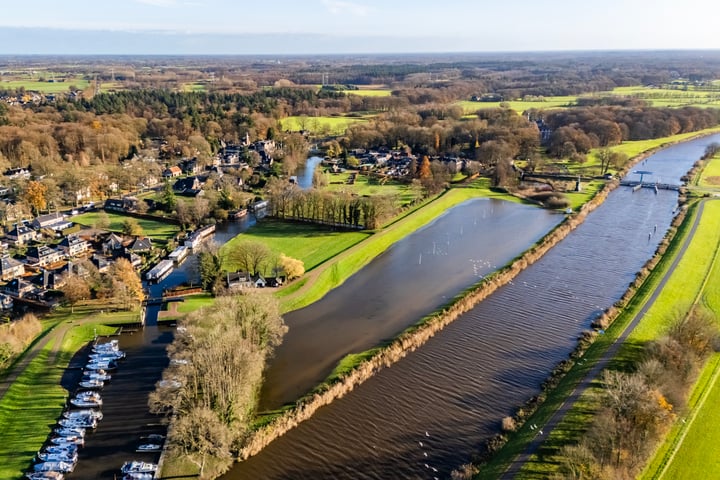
[323,171,419,204]
[456,96,577,114]
[73,211,180,242]
[699,153,720,187]
[607,86,720,108]
[221,219,370,273]
[346,89,392,97]
[0,79,91,94]
[280,115,369,135]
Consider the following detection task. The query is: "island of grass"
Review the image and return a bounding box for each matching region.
[72,211,181,243]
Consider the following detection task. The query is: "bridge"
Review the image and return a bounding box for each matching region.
[619,180,681,191]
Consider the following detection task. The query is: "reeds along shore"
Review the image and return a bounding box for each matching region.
[237,134,709,463]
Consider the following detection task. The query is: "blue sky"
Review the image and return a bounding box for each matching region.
[0,0,718,54]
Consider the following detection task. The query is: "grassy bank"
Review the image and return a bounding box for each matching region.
[220,219,369,273]
[279,180,524,312]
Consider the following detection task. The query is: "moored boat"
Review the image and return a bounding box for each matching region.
[121,460,157,474]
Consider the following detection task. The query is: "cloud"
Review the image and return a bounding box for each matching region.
[322,0,370,16]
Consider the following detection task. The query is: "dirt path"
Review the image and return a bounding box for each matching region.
[500,200,707,479]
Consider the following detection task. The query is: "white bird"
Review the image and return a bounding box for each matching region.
[432,467,438,472]
[419,441,424,447]
[424,452,428,457]
[425,463,429,469]
[425,431,430,437]
[539,430,543,435]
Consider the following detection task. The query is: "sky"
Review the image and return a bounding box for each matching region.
[1,0,719,55]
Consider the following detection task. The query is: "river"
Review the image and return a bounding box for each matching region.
[224,134,720,479]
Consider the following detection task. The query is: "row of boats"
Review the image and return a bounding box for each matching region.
[26,339,125,480]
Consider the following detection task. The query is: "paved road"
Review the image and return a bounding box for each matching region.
[501,200,707,479]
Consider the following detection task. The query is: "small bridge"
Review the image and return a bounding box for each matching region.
[619,180,681,191]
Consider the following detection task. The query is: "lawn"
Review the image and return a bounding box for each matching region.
[280,115,369,135]
[73,211,180,242]
[323,170,418,205]
[220,219,370,273]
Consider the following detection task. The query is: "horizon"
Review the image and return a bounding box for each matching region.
[1,0,719,55]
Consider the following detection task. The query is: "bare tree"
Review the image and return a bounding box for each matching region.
[228,240,272,276]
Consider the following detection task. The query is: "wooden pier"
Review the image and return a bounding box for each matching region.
[619,181,680,191]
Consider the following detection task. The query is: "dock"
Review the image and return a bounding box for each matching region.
[619,181,680,191]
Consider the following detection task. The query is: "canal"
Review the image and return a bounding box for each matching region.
[224,134,720,479]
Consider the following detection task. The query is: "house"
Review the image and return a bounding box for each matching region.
[104,197,138,213]
[25,245,64,267]
[2,278,36,298]
[180,158,200,175]
[3,167,31,180]
[252,274,266,288]
[32,212,71,231]
[6,224,38,245]
[124,252,143,269]
[162,166,182,178]
[266,276,285,288]
[91,253,111,273]
[226,271,253,290]
[58,234,91,257]
[0,254,25,281]
[173,176,203,195]
[128,236,152,254]
[102,233,127,256]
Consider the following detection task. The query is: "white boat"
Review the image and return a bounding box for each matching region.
[49,436,84,447]
[82,371,111,381]
[54,427,85,438]
[121,461,158,474]
[37,451,78,463]
[183,224,216,249]
[93,340,119,352]
[33,461,75,473]
[64,409,103,421]
[79,378,104,389]
[25,472,65,480]
[85,360,116,371]
[122,473,154,480]
[69,397,102,408]
[89,350,125,360]
[42,444,78,455]
[136,443,162,453]
[59,416,98,429]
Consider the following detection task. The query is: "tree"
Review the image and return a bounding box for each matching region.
[418,155,431,179]
[23,180,48,215]
[162,180,177,213]
[60,274,91,313]
[228,240,271,276]
[122,218,144,236]
[95,211,110,229]
[279,253,304,280]
[109,258,144,308]
[197,249,224,292]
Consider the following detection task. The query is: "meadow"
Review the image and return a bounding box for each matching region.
[279,115,369,135]
[220,219,370,274]
[72,211,180,242]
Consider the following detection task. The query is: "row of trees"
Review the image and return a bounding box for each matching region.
[265,178,399,230]
[558,309,718,479]
[148,294,287,477]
